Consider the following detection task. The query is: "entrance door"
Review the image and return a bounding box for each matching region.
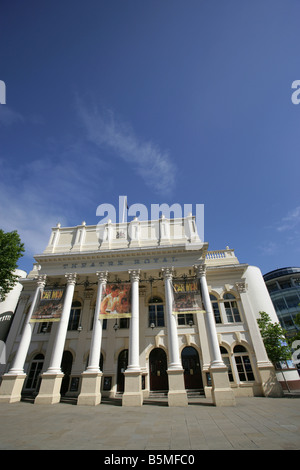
[149,348,168,391]
[60,351,73,396]
[181,346,203,389]
[117,349,128,392]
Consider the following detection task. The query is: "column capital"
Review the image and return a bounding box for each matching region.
[65,273,77,285]
[37,274,47,288]
[96,271,108,283]
[194,263,206,277]
[235,280,247,293]
[161,267,174,280]
[128,269,140,282]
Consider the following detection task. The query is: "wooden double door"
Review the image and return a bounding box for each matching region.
[149,347,203,391]
[181,346,203,390]
[149,348,168,391]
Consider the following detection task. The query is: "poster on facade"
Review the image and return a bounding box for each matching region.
[30,288,65,323]
[99,283,131,319]
[172,279,205,315]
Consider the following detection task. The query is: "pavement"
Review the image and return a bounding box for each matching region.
[0,394,300,451]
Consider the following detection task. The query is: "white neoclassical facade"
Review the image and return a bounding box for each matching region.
[0,215,283,406]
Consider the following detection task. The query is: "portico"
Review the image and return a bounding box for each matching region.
[0,216,282,406]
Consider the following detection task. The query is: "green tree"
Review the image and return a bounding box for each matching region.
[257,311,291,365]
[289,311,300,345]
[0,229,25,302]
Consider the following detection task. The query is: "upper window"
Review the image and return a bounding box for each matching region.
[68,300,82,331]
[210,294,222,324]
[220,346,234,382]
[177,313,194,326]
[223,293,241,323]
[148,296,164,328]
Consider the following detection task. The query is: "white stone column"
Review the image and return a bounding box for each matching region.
[35,273,77,404]
[77,271,107,406]
[196,265,224,368]
[122,270,143,406]
[0,275,47,403]
[163,267,182,369]
[236,279,283,398]
[127,269,140,371]
[162,267,188,407]
[195,264,236,406]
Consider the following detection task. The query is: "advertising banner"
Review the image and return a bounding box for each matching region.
[30,288,65,323]
[99,283,131,319]
[172,279,205,315]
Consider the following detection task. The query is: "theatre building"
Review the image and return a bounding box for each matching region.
[0,215,283,407]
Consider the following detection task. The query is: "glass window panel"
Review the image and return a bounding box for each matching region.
[285,295,300,309]
[223,293,235,300]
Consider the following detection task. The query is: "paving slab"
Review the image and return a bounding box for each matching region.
[0,396,299,450]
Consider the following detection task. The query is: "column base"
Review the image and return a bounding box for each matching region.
[210,365,236,406]
[122,370,143,407]
[77,372,102,406]
[0,373,26,403]
[34,373,63,405]
[257,363,283,397]
[167,369,188,407]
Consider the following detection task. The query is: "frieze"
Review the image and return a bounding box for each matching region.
[60,256,180,271]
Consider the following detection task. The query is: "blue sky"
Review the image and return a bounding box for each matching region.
[0,0,299,276]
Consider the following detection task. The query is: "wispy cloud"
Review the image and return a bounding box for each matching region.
[276,206,300,232]
[0,138,109,263]
[259,241,278,256]
[0,97,177,272]
[0,105,24,126]
[259,206,300,258]
[76,99,176,196]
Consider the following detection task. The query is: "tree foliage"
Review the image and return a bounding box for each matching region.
[257,311,291,365]
[289,312,300,345]
[0,229,25,302]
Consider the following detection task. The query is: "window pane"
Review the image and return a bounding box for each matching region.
[223,293,235,300]
[68,307,81,330]
[232,305,241,322]
[149,310,155,326]
[212,302,222,323]
[285,295,300,309]
[224,303,234,322]
[157,310,165,327]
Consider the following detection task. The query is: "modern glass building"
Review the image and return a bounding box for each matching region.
[263,267,300,338]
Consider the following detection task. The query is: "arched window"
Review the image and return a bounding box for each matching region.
[223,293,241,323]
[148,296,164,328]
[25,354,44,390]
[210,294,222,324]
[233,345,254,381]
[68,300,82,331]
[220,346,234,382]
